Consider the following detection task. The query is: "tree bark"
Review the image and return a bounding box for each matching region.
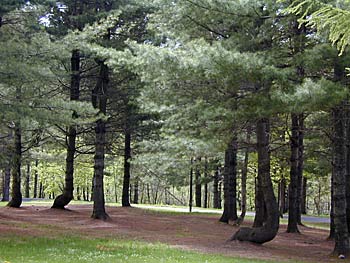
[7,123,22,208]
[297,113,304,224]
[25,163,30,198]
[237,129,250,225]
[122,129,131,207]
[231,118,279,244]
[332,105,349,256]
[301,177,307,214]
[279,178,286,218]
[220,137,238,223]
[91,62,109,220]
[189,158,193,212]
[195,157,202,207]
[2,166,10,201]
[254,174,267,227]
[346,105,350,233]
[213,167,220,209]
[133,180,139,204]
[52,50,80,209]
[33,160,38,198]
[287,113,300,233]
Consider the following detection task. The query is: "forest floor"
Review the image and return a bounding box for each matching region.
[0,204,344,263]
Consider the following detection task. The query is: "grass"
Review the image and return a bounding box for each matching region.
[0,235,300,263]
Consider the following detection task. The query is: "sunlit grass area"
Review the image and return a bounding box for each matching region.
[0,236,305,263]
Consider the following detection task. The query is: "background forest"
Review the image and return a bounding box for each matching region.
[1,0,350,258]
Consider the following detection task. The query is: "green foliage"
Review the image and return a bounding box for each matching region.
[286,0,350,54]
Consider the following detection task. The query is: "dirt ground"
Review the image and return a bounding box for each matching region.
[0,205,345,262]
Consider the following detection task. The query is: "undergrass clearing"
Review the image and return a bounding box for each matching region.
[0,235,304,263]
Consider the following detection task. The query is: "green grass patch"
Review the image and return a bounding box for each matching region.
[0,236,293,263]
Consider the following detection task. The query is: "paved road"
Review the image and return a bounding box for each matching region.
[134,205,330,224]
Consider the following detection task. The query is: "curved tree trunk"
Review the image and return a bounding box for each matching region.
[52,50,80,209]
[231,118,279,244]
[220,137,238,223]
[287,113,300,233]
[91,62,109,220]
[7,123,22,208]
[332,105,349,256]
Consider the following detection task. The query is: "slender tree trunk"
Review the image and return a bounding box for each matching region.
[232,118,279,244]
[204,183,208,208]
[237,130,250,224]
[189,158,193,212]
[332,105,349,256]
[203,158,208,208]
[220,137,238,223]
[39,182,43,198]
[122,129,131,207]
[213,167,220,209]
[287,113,300,233]
[133,180,139,204]
[91,62,109,220]
[52,50,80,209]
[195,157,201,207]
[7,123,22,208]
[297,113,304,224]
[279,178,286,218]
[76,186,81,200]
[2,166,10,201]
[33,160,38,198]
[25,163,30,198]
[301,177,307,214]
[218,180,222,209]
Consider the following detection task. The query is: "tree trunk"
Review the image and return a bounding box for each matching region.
[122,130,131,207]
[33,160,38,198]
[189,158,193,212]
[195,158,201,207]
[329,170,335,239]
[297,113,304,225]
[213,167,220,209]
[287,113,300,233]
[91,62,109,220]
[39,182,43,198]
[254,175,267,227]
[218,181,222,209]
[52,50,80,209]
[25,163,30,198]
[204,183,208,208]
[237,130,250,225]
[133,180,139,204]
[7,123,22,208]
[231,118,279,244]
[346,104,350,233]
[332,105,349,256]
[220,137,238,223]
[279,178,287,218]
[301,177,307,214]
[2,166,10,201]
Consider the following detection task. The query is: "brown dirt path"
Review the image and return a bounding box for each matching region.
[0,205,343,262]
